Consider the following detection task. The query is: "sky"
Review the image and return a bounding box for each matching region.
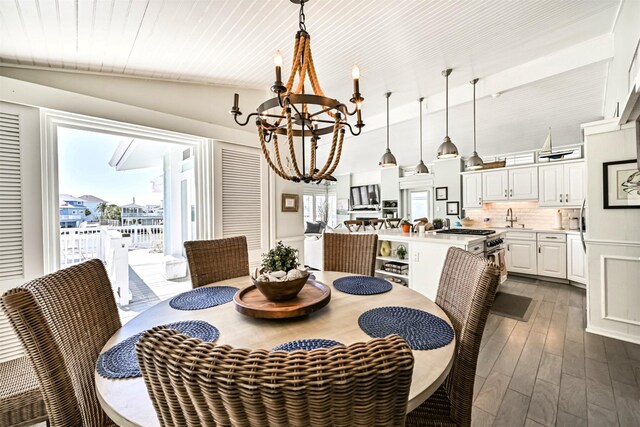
[57,127,163,206]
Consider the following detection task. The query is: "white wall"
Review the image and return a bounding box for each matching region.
[433,158,463,221]
[603,0,640,118]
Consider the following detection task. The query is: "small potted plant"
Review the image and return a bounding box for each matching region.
[400,218,412,233]
[433,218,443,230]
[252,241,310,302]
[396,244,407,260]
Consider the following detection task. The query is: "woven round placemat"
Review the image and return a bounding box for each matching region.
[169,286,238,311]
[272,339,344,352]
[333,276,392,295]
[358,306,454,350]
[96,320,219,379]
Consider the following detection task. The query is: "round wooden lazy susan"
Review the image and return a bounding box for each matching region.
[234,279,331,319]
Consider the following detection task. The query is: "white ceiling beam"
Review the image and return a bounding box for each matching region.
[360,33,614,134]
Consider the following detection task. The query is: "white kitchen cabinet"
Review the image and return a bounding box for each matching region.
[380,166,400,203]
[567,234,587,284]
[505,239,537,275]
[537,241,567,279]
[508,167,538,200]
[538,162,585,207]
[482,170,508,201]
[462,173,483,208]
[564,162,586,206]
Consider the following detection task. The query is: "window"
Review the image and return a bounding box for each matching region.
[406,190,433,221]
[303,195,314,224]
[315,195,326,223]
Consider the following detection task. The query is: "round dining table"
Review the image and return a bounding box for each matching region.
[95,271,455,427]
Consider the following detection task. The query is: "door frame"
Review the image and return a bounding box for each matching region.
[41,109,211,273]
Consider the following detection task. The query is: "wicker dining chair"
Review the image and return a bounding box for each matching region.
[323,232,378,276]
[184,236,249,288]
[0,259,121,427]
[405,247,500,427]
[0,356,48,427]
[136,328,414,427]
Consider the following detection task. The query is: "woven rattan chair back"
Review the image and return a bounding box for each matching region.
[184,236,249,288]
[323,232,378,276]
[0,259,121,426]
[136,328,414,427]
[435,247,500,426]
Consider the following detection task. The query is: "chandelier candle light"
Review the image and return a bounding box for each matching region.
[229,0,364,183]
[415,97,429,174]
[465,78,484,171]
[437,68,459,159]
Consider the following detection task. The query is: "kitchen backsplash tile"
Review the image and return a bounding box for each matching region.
[463,201,580,230]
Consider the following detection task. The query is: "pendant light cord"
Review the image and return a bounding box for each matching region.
[386,92,390,149]
[445,73,448,136]
[473,81,476,152]
[419,97,424,160]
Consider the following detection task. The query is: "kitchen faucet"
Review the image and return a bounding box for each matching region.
[506,208,518,228]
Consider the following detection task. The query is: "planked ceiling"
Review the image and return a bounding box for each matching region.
[0,0,621,166]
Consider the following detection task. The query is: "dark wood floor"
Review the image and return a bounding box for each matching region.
[472,276,640,427]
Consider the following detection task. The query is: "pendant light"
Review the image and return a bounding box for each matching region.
[379,92,397,167]
[437,68,459,159]
[415,97,429,174]
[465,78,484,171]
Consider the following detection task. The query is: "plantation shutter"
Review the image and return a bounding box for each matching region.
[0,112,23,281]
[215,142,268,268]
[0,102,44,362]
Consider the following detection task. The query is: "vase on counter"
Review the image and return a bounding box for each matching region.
[380,240,391,257]
[402,224,411,233]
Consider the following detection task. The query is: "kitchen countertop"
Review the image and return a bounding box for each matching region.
[367,229,492,246]
[459,225,582,235]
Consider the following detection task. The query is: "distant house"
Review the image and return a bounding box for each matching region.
[59,194,87,228]
[78,194,107,221]
[121,199,163,225]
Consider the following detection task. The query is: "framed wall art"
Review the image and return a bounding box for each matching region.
[603,159,640,209]
[446,201,460,216]
[435,187,448,201]
[281,193,299,212]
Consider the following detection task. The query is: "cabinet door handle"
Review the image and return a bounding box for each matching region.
[538,246,541,253]
[504,189,508,197]
[559,193,562,203]
[565,193,569,203]
[507,244,510,251]
[510,189,513,197]
[478,197,482,204]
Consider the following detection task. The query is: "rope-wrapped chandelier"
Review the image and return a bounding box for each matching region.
[230,0,364,183]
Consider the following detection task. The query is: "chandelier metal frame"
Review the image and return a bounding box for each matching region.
[230,0,364,183]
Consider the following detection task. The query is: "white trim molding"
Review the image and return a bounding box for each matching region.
[600,254,640,326]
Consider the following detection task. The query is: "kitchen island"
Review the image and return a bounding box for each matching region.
[373,229,500,299]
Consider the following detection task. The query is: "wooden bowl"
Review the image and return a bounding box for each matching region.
[251,273,310,302]
[460,218,474,227]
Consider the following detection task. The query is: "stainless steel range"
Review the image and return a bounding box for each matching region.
[437,228,506,282]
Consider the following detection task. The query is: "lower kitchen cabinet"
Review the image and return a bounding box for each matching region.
[567,234,587,284]
[505,239,537,274]
[537,241,567,279]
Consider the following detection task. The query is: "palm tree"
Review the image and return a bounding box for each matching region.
[96,201,108,220]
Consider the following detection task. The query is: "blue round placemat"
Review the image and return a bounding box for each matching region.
[272,339,343,352]
[309,274,316,280]
[333,276,392,295]
[169,286,238,310]
[358,306,454,350]
[96,320,219,379]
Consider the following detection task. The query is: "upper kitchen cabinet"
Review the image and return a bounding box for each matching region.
[482,167,538,202]
[509,167,538,200]
[462,173,483,208]
[380,166,400,203]
[538,161,585,207]
[482,170,508,201]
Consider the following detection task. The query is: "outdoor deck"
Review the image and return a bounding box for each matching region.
[118,249,191,324]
